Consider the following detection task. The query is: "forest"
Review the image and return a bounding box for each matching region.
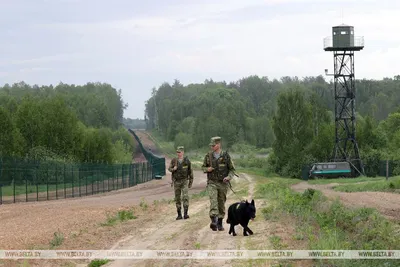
[122,118,146,130]
[0,81,134,164]
[144,75,400,177]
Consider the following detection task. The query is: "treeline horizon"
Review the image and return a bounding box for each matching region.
[0,81,134,164]
[144,74,400,177]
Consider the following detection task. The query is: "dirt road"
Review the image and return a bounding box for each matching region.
[0,169,207,250]
[104,173,276,267]
[291,182,400,221]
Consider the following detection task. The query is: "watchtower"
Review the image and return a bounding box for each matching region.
[323,24,365,176]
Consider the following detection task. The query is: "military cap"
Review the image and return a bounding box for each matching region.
[176,146,184,152]
[209,136,221,146]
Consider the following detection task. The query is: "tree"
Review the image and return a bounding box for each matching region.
[272,89,313,177]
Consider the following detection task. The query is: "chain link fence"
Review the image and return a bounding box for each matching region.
[0,157,161,205]
[128,129,166,177]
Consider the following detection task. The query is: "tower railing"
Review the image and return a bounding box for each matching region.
[323,36,365,49]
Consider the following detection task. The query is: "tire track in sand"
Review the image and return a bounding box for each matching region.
[104,174,269,267]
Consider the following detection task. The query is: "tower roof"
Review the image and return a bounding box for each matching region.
[333,23,353,27]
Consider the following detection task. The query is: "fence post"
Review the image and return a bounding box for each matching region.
[386,159,389,181]
[13,174,15,203]
[64,164,66,199]
[78,165,81,197]
[25,170,28,202]
[121,164,124,188]
[85,166,88,196]
[0,161,2,205]
[46,164,49,200]
[102,166,105,193]
[56,164,58,200]
[36,168,38,202]
[72,165,74,198]
[108,165,110,192]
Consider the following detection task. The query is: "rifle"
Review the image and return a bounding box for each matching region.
[171,158,177,187]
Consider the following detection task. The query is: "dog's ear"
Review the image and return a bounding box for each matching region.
[251,199,255,206]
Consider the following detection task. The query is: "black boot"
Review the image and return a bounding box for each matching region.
[217,218,224,231]
[176,208,183,220]
[210,216,218,231]
[184,207,189,219]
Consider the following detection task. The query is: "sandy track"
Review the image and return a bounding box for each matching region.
[105,174,255,267]
[103,173,311,267]
[291,181,400,221]
[0,168,206,250]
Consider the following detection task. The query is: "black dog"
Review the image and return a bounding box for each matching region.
[226,199,256,236]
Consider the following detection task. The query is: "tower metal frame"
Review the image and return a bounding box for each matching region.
[331,50,364,176]
[324,28,365,177]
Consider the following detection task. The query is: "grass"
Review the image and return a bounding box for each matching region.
[231,184,249,199]
[148,130,176,157]
[308,176,382,185]
[49,230,64,248]
[140,198,148,210]
[255,175,400,267]
[88,259,110,267]
[333,176,400,193]
[191,189,208,200]
[101,208,137,226]
[237,167,271,177]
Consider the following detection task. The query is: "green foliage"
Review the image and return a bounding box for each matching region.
[234,155,269,169]
[271,89,313,177]
[122,118,146,129]
[88,259,110,267]
[333,176,400,192]
[0,107,24,157]
[49,231,64,248]
[174,132,194,151]
[101,209,137,226]
[142,75,400,178]
[256,178,400,266]
[0,81,134,164]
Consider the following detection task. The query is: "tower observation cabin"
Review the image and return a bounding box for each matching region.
[324,24,364,51]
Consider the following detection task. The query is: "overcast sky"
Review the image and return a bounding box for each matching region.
[0,0,398,119]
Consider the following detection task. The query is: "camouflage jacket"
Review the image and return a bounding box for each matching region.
[202,150,235,182]
[168,156,194,185]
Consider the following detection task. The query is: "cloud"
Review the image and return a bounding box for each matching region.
[1,0,400,118]
[0,53,86,67]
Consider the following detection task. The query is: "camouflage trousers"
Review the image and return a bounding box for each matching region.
[207,180,228,218]
[174,179,189,209]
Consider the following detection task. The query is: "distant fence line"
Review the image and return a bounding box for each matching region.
[0,130,166,205]
[128,129,166,177]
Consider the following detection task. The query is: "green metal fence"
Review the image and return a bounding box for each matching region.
[128,129,166,177]
[0,156,163,205]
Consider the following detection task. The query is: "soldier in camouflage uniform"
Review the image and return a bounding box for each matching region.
[168,146,194,220]
[202,137,236,231]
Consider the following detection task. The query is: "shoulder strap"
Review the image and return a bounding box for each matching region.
[222,151,228,161]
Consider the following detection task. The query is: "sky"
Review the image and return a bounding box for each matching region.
[0,0,399,119]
